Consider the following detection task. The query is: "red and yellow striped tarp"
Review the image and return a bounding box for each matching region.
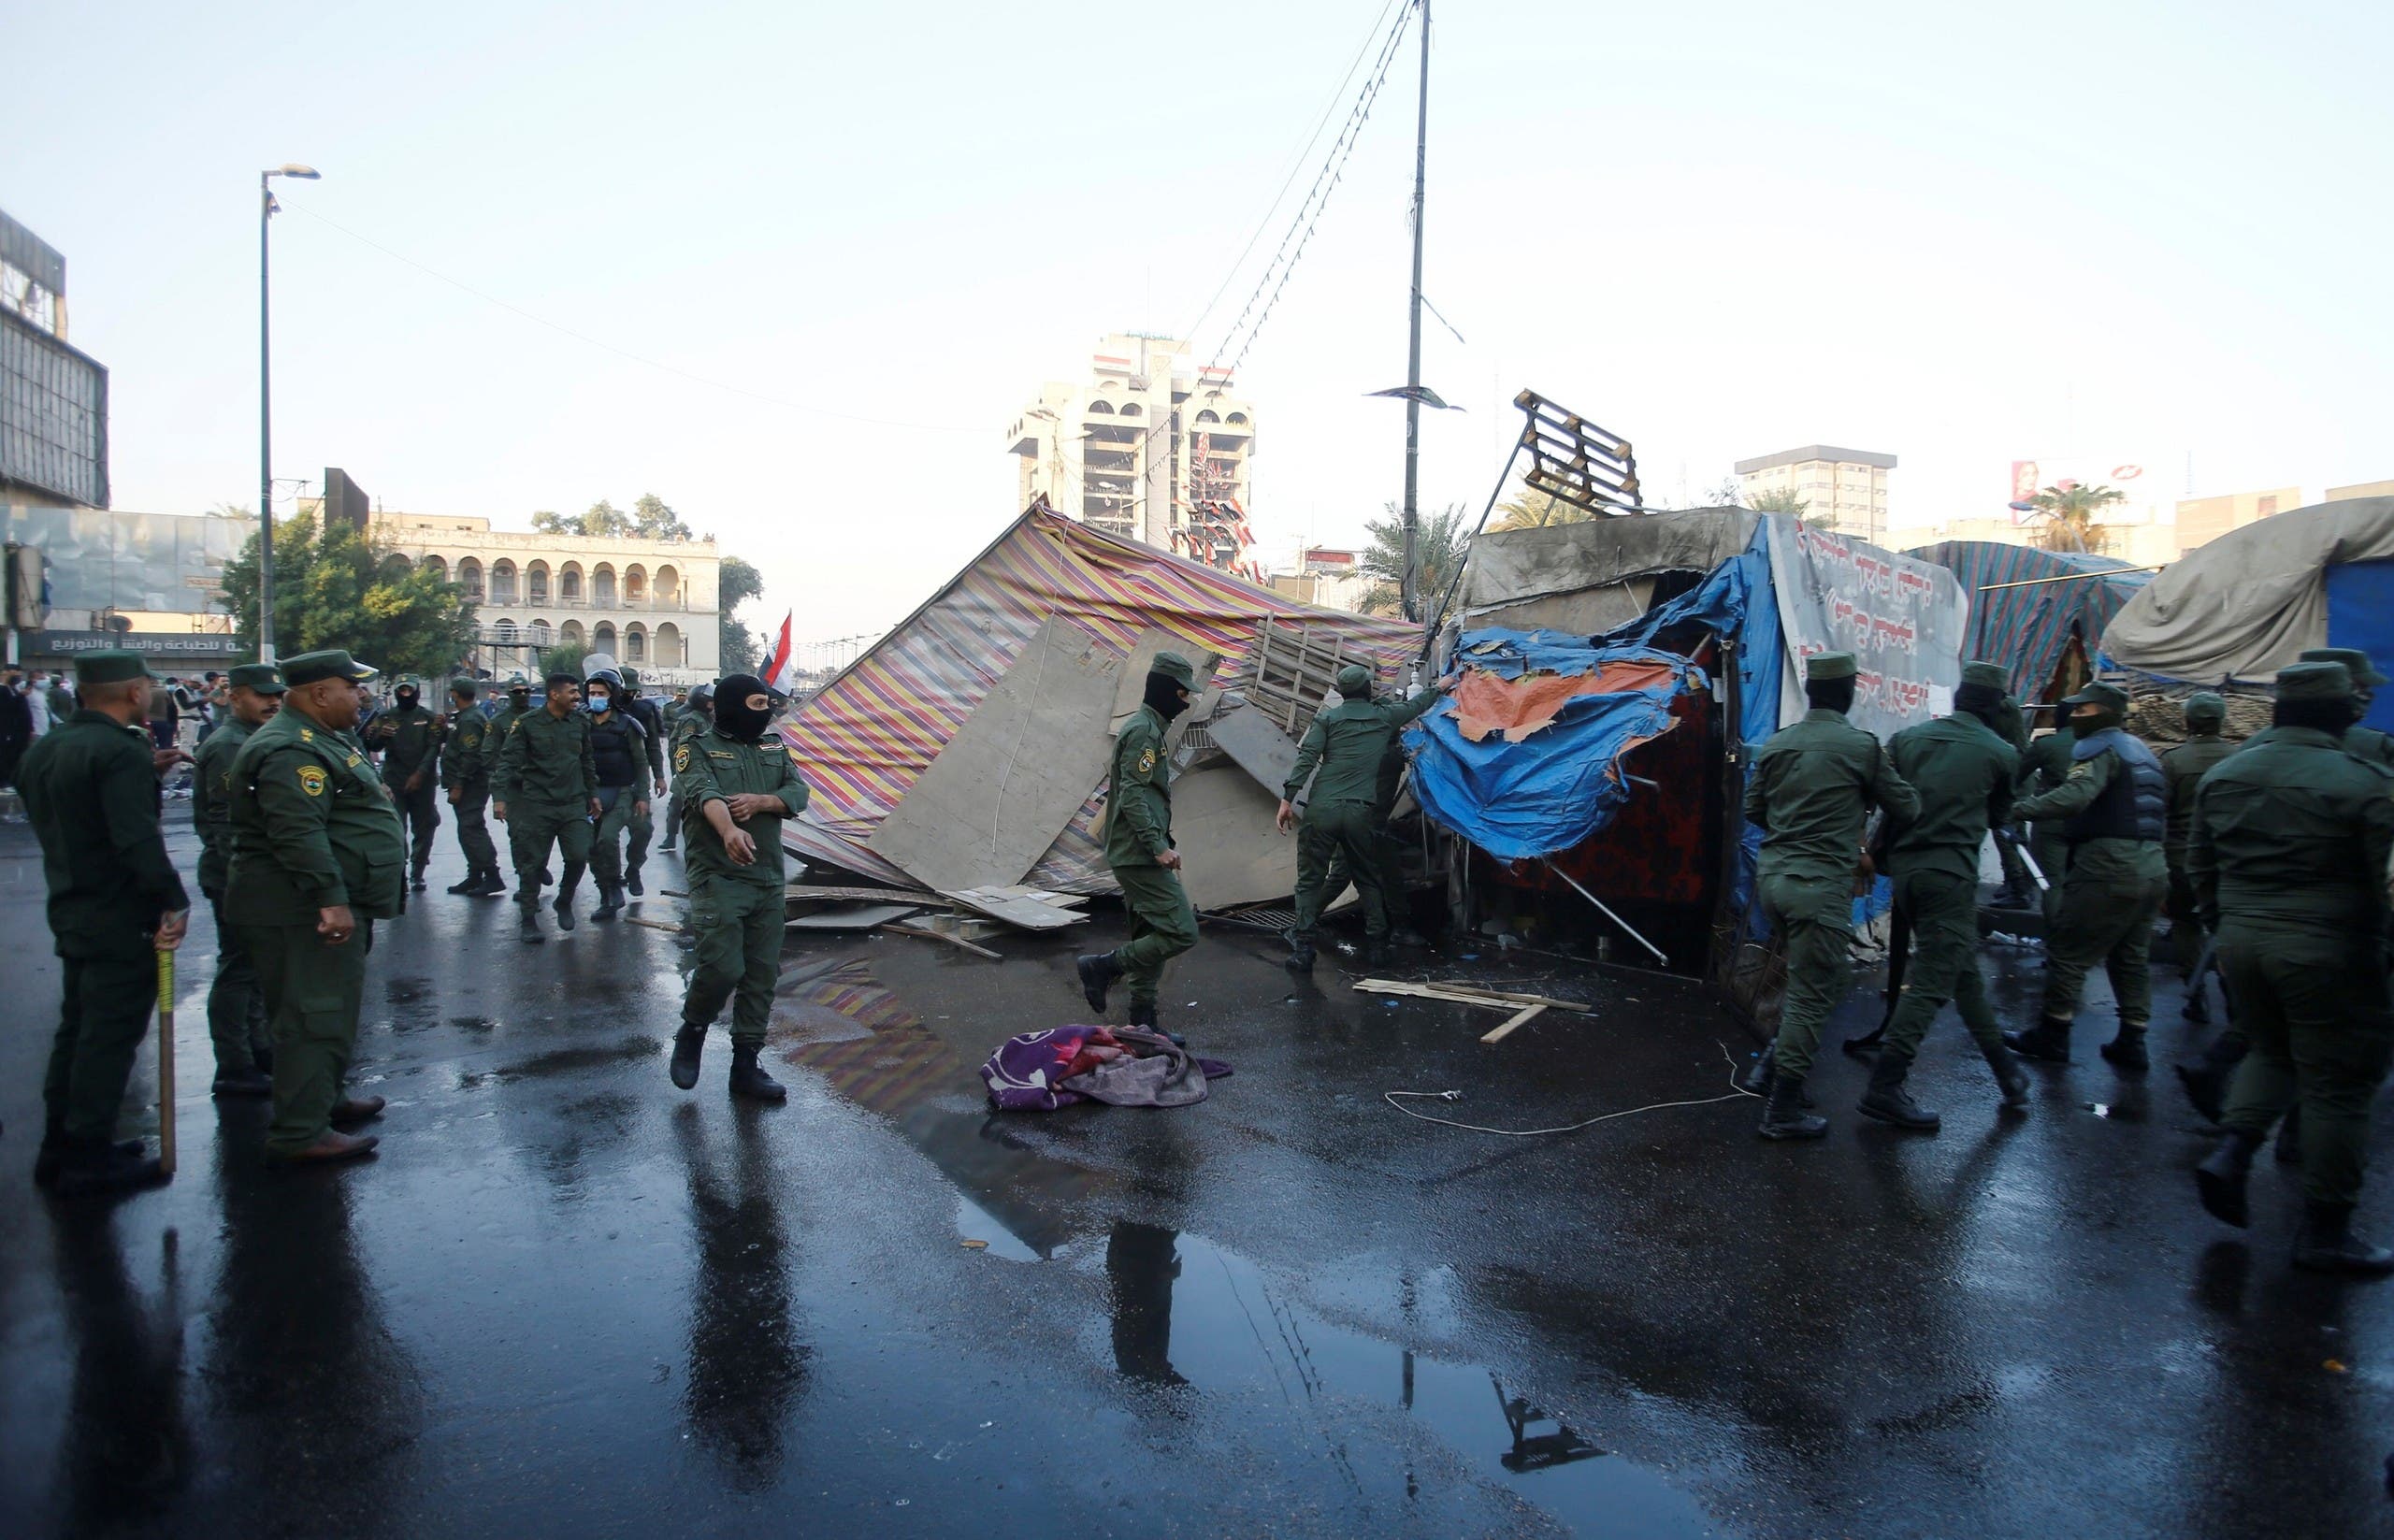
[779,509,1417,892]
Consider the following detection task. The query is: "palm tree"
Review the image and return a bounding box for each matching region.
[2029,482,2126,554]
[1359,502,1470,617]
[1488,483,1587,531]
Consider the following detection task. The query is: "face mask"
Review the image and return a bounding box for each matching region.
[1142,670,1190,722]
[715,675,773,740]
[587,692,611,712]
[397,690,419,709]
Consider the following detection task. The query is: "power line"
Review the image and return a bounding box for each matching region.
[281,200,980,435]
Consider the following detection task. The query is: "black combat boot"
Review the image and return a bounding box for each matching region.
[2293,1202,2394,1276]
[410,863,429,893]
[728,1044,786,1102]
[671,1029,706,1090]
[1978,1038,2033,1112]
[518,900,544,944]
[2099,1023,2149,1072]
[472,868,510,897]
[2004,1017,2073,1063]
[1284,932,1317,971]
[211,1065,273,1099]
[1076,952,1122,1014]
[1758,1076,1828,1141]
[1737,1050,1777,1098]
[1858,1053,1940,1132]
[1363,937,1392,968]
[447,870,482,894]
[34,1136,146,1190]
[627,867,644,897]
[1127,998,1186,1049]
[2195,1129,2262,1228]
[50,1138,167,1198]
[592,885,622,923]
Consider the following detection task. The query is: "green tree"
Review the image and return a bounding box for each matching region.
[631,494,694,541]
[217,511,479,678]
[1359,502,1469,618]
[1746,487,1811,520]
[1487,483,1590,531]
[531,499,634,538]
[2029,481,2127,554]
[540,640,588,680]
[717,554,766,675]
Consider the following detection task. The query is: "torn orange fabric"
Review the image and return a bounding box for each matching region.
[1452,659,1686,743]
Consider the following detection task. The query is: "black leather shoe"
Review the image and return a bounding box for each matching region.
[447,872,481,894]
[2004,1022,2073,1063]
[671,1029,705,1091]
[51,1142,168,1197]
[1759,1077,1828,1141]
[728,1045,786,1102]
[33,1138,145,1190]
[1858,1056,1940,1132]
[2099,1029,2149,1072]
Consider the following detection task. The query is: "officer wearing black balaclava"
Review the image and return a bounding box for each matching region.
[368,678,446,892]
[670,674,811,1101]
[1076,652,1202,1043]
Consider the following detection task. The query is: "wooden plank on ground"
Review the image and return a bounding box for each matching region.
[945,885,1089,931]
[786,903,922,930]
[877,922,1003,960]
[1479,1003,1549,1044]
[786,884,946,906]
[868,615,1124,893]
[1354,978,1594,1014]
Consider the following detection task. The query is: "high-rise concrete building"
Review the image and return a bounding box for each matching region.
[1006,334,1257,568]
[2,208,108,509]
[1734,445,1895,541]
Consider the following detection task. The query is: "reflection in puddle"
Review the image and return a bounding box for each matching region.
[1100,1230,1718,1537]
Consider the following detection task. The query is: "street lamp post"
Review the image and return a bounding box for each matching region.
[258,163,320,665]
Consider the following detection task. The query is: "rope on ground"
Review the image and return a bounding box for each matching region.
[1381,1043,1758,1137]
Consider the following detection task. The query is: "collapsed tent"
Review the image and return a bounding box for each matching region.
[779,507,1417,903]
[1905,540,2151,704]
[2102,496,2394,732]
[1419,511,1968,986]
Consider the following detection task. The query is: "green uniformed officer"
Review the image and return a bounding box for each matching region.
[1865,660,2030,1130]
[20,649,192,1195]
[2190,662,2394,1274]
[616,666,669,893]
[366,677,445,892]
[191,661,287,1097]
[440,678,506,896]
[659,682,713,853]
[2298,647,2394,767]
[583,668,651,922]
[493,667,601,941]
[1075,651,1203,1042]
[1276,662,1446,970]
[492,673,536,738]
[1742,651,1919,1140]
[2159,692,2235,986]
[224,650,405,1163]
[2015,717,2076,924]
[2003,680,2170,1070]
[668,672,811,1101]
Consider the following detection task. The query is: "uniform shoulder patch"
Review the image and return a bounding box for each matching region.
[674,744,692,772]
[1136,746,1157,776]
[298,727,314,742]
[297,764,328,797]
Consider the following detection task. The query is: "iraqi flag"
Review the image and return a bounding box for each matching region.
[763,612,799,695]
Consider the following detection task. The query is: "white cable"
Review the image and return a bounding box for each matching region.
[1381,1044,1757,1137]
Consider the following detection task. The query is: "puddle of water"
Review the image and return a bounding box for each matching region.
[955,1193,1043,1262]
[1101,1228,1719,1538]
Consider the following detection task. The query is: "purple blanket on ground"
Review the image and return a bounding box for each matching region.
[980,1025,1233,1111]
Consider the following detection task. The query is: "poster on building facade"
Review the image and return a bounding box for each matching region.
[1766,514,1968,739]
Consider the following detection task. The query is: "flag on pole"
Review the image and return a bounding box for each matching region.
[764,612,798,695]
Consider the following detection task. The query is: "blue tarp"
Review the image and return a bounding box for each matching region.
[2328,558,2394,736]
[1405,631,1707,861]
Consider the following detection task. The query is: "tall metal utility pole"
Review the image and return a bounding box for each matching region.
[1399,0,1430,621]
[257,163,320,664]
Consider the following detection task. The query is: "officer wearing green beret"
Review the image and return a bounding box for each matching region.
[1076,651,1204,1042]
[493,668,601,941]
[1276,661,1448,970]
[667,672,811,1101]
[364,677,446,892]
[2191,662,2394,1274]
[2298,648,2394,767]
[659,683,714,854]
[1862,659,2031,1130]
[440,678,506,896]
[223,650,405,1162]
[2004,680,2170,1070]
[191,661,287,1097]
[2159,692,2235,1000]
[1742,651,1920,1139]
[19,649,192,1194]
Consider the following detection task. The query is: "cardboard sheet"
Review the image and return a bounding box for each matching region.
[1168,764,1304,912]
[868,615,1122,893]
[1206,704,1308,806]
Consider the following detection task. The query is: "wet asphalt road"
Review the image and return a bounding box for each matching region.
[3,815,2392,1538]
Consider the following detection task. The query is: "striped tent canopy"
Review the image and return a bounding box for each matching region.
[1905,540,2152,701]
[780,507,1418,892]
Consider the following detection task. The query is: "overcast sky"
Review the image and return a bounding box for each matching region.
[12,0,2389,647]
